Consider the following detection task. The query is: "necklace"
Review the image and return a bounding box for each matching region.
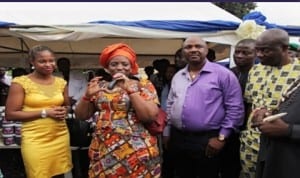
[190,73,196,79]
[189,70,200,80]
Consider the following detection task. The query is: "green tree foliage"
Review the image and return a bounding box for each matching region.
[213,2,257,19]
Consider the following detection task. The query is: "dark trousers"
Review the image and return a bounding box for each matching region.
[161,146,175,178]
[0,149,26,178]
[168,127,220,178]
[219,133,241,178]
[71,149,89,178]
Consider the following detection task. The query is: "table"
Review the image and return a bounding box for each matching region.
[0,135,88,178]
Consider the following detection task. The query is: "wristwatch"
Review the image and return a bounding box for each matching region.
[218,134,226,142]
[41,109,47,118]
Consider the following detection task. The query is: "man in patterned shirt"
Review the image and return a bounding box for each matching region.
[240,28,300,178]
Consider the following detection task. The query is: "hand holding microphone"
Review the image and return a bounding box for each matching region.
[107,80,117,90]
[105,73,127,90]
[107,73,140,95]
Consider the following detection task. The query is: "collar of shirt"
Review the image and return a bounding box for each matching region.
[180,60,215,78]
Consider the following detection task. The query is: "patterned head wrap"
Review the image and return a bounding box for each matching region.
[99,43,139,75]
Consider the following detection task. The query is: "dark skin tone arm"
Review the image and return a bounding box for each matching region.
[205,137,226,158]
[5,83,69,121]
[251,108,290,137]
[75,75,159,122]
[75,76,101,120]
[112,73,159,122]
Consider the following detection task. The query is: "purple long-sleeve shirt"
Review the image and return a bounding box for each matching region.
[163,61,244,137]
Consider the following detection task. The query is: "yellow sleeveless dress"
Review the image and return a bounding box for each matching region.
[13,76,72,178]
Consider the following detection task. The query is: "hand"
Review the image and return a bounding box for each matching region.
[47,106,68,120]
[256,118,290,137]
[111,73,140,94]
[251,107,271,128]
[205,137,225,158]
[84,76,104,98]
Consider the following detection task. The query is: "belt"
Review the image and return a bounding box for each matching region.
[171,126,219,137]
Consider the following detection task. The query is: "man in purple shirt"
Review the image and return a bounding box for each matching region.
[163,36,244,178]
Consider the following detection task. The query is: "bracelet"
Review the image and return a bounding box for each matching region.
[41,109,47,118]
[82,96,91,101]
[126,83,140,95]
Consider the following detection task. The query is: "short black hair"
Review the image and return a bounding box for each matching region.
[207,48,216,62]
[57,57,70,66]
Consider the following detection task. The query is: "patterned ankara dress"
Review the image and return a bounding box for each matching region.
[88,78,161,178]
[240,61,300,178]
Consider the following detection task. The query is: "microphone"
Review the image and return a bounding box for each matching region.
[107,80,117,90]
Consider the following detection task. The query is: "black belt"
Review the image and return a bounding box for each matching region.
[171,126,219,137]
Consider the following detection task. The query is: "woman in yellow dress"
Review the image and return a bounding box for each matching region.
[5,45,72,178]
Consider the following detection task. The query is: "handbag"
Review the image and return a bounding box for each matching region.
[144,108,167,136]
[66,114,94,147]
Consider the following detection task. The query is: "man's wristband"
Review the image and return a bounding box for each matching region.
[217,134,226,142]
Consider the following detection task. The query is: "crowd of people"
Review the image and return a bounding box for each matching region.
[0,27,300,178]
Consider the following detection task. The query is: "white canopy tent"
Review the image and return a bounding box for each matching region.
[254,2,300,43]
[255,2,300,26]
[0,2,242,68]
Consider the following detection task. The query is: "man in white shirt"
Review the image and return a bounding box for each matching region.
[55,58,88,108]
[55,57,90,178]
